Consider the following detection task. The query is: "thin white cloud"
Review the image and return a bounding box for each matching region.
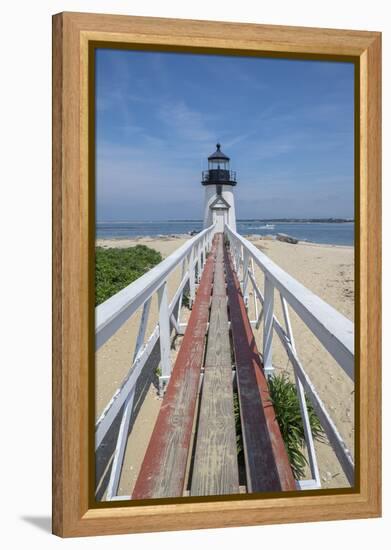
[158,100,216,144]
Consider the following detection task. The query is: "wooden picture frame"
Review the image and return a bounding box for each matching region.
[52,11,381,537]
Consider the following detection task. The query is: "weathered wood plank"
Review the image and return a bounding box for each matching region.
[205,237,230,366]
[190,363,239,496]
[212,266,226,296]
[224,245,296,493]
[203,297,232,368]
[191,235,238,496]
[131,238,217,499]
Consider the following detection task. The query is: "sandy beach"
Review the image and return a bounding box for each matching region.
[95,234,354,496]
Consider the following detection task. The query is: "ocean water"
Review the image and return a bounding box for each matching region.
[96,220,354,246]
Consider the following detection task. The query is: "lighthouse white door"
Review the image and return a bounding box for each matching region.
[213,209,226,232]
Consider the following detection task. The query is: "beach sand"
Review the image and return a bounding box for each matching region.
[95,235,354,497]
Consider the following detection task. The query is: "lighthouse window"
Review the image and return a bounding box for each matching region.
[217,185,222,196]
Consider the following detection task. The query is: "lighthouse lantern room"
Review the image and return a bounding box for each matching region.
[202,143,237,232]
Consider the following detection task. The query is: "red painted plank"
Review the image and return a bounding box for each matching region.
[224,246,296,493]
[131,236,218,500]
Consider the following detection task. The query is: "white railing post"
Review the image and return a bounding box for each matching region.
[280,295,321,487]
[240,244,245,283]
[197,241,202,282]
[158,281,171,395]
[175,258,186,330]
[231,238,236,270]
[234,240,240,273]
[201,236,205,272]
[242,249,250,307]
[251,258,259,322]
[263,275,275,378]
[236,242,241,274]
[189,247,196,308]
[106,296,152,500]
[133,297,152,357]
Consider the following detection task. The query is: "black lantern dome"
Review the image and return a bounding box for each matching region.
[202,143,237,186]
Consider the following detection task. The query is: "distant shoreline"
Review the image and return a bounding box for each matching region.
[97,218,354,224]
[96,220,354,246]
[96,233,354,249]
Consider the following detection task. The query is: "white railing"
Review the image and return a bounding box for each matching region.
[225,224,355,490]
[95,225,215,500]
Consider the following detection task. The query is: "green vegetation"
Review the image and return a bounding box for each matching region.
[95,245,162,306]
[268,373,325,479]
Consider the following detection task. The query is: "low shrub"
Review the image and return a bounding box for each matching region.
[95,245,162,306]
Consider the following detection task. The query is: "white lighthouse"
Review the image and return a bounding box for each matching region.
[202,143,237,233]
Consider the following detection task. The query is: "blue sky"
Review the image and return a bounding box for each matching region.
[95,49,354,221]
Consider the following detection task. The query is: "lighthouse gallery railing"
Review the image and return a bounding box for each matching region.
[95,225,214,500]
[224,224,354,489]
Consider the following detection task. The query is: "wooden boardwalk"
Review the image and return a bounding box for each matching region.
[190,237,239,496]
[132,233,295,499]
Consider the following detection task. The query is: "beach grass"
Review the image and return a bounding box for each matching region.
[268,373,325,479]
[95,245,162,306]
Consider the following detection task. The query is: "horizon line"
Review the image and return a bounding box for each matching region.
[97,217,355,223]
